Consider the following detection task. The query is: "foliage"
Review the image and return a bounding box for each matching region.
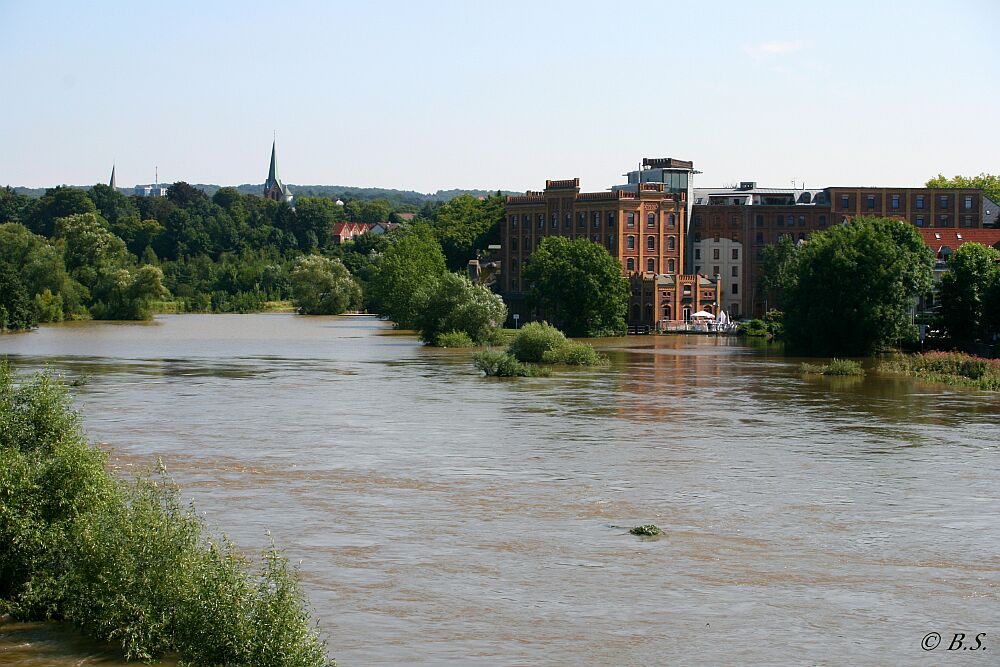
[472,349,545,377]
[290,255,361,315]
[413,272,507,345]
[27,186,97,237]
[367,224,447,328]
[782,217,934,356]
[757,235,800,309]
[800,359,865,376]
[507,322,568,362]
[736,319,768,337]
[427,193,504,271]
[0,364,334,665]
[629,525,662,536]
[0,264,36,331]
[540,341,607,366]
[523,237,628,337]
[925,173,1000,204]
[878,352,1000,391]
[33,289,64,323]
[434,331,475,348]
[937,243,1000,344]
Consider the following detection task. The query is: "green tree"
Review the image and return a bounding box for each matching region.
[367,224,447,328]
[523,236,628,337]
[0,186,32,225]
[413,272,507,344]
[783,216,934,356]
[757,235,799,309]
[429,193,504,271]
[0,264,36,331]
[88,183,140,228]
[926,173,1000,203]
[28,186,97,237]
[289,255,361,315]
[937,242,1000,344]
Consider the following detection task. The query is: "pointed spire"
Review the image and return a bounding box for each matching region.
[109,163,116,190]
[268,139,279,184]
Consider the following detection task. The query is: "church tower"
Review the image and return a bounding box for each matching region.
[109,164,117,190]
[263,140,293,203]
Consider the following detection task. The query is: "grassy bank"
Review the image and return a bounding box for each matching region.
[0,363,334,666]
[878,351,1000,391]
[800,359,865,376]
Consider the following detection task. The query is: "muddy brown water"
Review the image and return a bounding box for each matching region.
[1,314,997,666]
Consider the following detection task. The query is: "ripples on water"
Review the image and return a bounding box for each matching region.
[1,314,998,666]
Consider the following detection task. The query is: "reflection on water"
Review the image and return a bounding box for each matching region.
[1,315,998,666]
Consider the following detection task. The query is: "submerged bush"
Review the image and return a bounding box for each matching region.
[435,331,475,348]
[736,319,768,337]
[629,525,662,536]
[540,341,608,366]
[800,359,865,376]
[0,363,334,666]
[473,349,546,377]
[507,322,568,362]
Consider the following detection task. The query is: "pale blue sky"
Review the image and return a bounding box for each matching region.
[1,0,997,192]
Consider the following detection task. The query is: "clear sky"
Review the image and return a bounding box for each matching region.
[1,0,997,192]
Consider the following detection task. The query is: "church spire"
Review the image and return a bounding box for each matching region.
[263,137,292,203]
[268,139,279,184]
[109,164,116,190]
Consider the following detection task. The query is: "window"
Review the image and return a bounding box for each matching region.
[667,259,675,273]
[511,258,519,270]
[916,215,925,227]
[964,196,973,210]
[647,212,656,228]
[695,265,701,273]
[713,266,720,276]
[627,212,635,227]
[891,194,900,210]
[593,212,600,229]
[939,215,950,227]
[608,211,615,227]
[962,215,973,227]
[667,236,676,250]
[732,248,739,260]
[756,249,764,260]
[731,266,738,277]
[732,283,739,295]
[916,195,925,209]
[537,214,544,229]
[627,236,635,250]
[564,212,572,228]
[626,257,635,271]
[776,214,784,226]
[578,212,585,228]
[512,278,519,290]
[694,248,701,260]
[647,258,655,272]
[647,235,655,250]
[524,238,531,251]
[512,215,519,229]
[551,213,558,229]
[694,232,701,242]
[755,232,764,243]
[667,213,676,227]
[840,195,849,209]
[866,195,876,210]
[755,214,764,227]
[511,238,518,251]
[692,214,702,227]
[939,195,949,209]
[713,248,720,260]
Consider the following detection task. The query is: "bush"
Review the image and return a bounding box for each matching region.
[629,525,662,536]
[473,350,546,377]
[507,322,567,362]
[800,359,865,376]
[540,341,607,366]
[735,319,768,337]
[879,351,1000,390]
[0,363,334,666]
[414,273,506,345]
[435,331,475,348]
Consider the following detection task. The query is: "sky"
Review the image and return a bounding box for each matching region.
[1,0,998,193]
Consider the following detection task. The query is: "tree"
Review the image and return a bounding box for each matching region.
[429,193,504,271]
[757,235,799,309]
[0,223,82,320]
[926,173,1000,204]
[523,236,628,337]
[937,242,1000,344]
[166,181,209,207]
[0,187,32,225]
[88,184,140,228]
[289,255,361,315]
[367,224,447,328]
[412,272,507,344]
[28,186,97,237]
[783,217,934,356]
[0,264,36,331]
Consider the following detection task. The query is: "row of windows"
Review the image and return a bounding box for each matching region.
[692,265,740,279]
[509,234,678,252]
[694,248,740,261]
[914,215,977,228]
[508,212,678,229]
[625,258,676,273]
[753,232,807,244]
[509,235,616,253]
[840,194,974,210]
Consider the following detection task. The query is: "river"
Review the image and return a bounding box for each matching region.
[1,314,997,666]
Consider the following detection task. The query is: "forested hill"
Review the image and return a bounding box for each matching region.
[11,184,518,206]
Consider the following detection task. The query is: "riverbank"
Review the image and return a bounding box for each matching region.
[878,351,1000,390]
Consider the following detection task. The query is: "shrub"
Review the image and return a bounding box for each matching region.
[0,363,334,666]
[629,525,662,536]
[473,349,546,377]
[435,331,474,348]
[507,322,567,362]
[736,319,769,337]
[540,341,607,366]
[414,273,506,345]
[801,359,865,376]
[878,352,1000,390]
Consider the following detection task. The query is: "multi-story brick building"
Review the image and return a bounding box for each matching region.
[501,162,720,327]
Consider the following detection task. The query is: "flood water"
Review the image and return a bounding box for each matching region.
[1,314,997,666]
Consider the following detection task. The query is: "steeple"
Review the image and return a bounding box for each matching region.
[263,137,292,202]
[109,164,116,190]
[268,139,279,184]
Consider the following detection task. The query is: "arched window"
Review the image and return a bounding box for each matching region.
[627,236,635,250]
[667,213,675,227]
[667,236,676,250]
[646,258,655,272]
[647,235,655,250]
[626,257,635,271]
[667,259,675,273]
[647,212,656,227]
[631,303,640,321]
[564,212,572,228]
[551,213,558,229]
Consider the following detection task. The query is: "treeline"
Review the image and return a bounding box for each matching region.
[0,183,505,330]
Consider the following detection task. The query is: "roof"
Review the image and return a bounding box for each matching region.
[692,187,825,205]
[918,228,1000,254]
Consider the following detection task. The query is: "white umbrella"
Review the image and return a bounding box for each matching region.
[692,310,715,319]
